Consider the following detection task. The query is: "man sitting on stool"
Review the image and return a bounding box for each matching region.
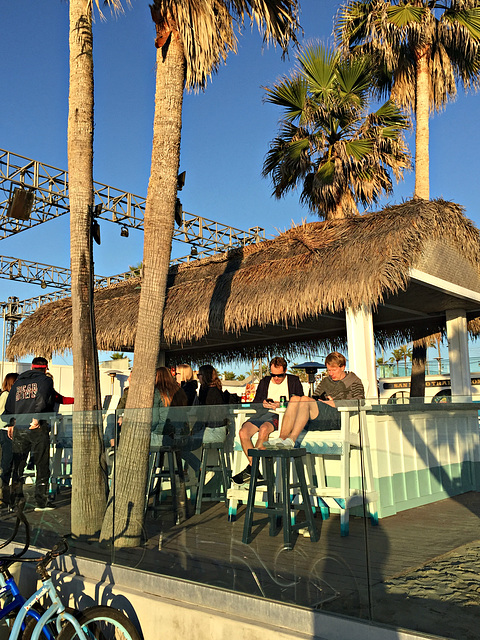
[232,356,303,485]
[264,352,364,448]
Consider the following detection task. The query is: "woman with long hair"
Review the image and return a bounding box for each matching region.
[0,372,18,509]
[197,364,223,405]
[196,364,228,443]
[152,367,188,445]
[174,364,198,406]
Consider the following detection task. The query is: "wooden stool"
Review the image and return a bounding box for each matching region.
[195,442,230,514]
[242,448,319,550]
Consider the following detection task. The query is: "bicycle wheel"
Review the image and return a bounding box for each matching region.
[21,606,79,640]
[56,605,141,640]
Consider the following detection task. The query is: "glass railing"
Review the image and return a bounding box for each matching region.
[0,396,478,638]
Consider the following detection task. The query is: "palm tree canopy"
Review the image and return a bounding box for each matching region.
[335,0,480,113]
[262,44,410,219]
[149,0,300,90]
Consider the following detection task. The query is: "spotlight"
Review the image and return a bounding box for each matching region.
[120,225,129,238]
[40,281,47,290]
[190,246,198,257]
[92,219,101,245]
[174,198,183,226]
[7,188,34,220]
[177,171,186,191]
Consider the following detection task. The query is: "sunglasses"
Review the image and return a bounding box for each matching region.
[270,372,286,379]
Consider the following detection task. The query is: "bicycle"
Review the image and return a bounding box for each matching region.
[0,510,57,638]
[0,512,142,640]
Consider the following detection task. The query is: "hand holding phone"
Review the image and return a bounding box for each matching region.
[318,391,328,401]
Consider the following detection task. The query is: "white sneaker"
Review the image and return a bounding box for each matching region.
[263,438,284,448]
[278,437,295,449]
[34,503,55,511]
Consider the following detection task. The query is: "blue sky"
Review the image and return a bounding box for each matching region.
[1,0,480,370]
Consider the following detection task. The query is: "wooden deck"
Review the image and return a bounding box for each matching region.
[2,488,480,639]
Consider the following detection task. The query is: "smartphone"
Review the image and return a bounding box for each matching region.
[318,391,328,401]
[266,398,274,403]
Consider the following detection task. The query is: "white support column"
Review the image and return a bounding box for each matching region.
[345,305,377,400]
[446,309,471,400]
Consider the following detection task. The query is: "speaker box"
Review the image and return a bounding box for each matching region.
[7,188,34,220]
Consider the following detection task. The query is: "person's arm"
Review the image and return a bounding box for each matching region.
[252,378,268,404]
[54,390,74,405]
[35,377,55,415]
[3,388,16,438]
[349,375,365,399]
[313,379,335,406]
[253,378,276,409]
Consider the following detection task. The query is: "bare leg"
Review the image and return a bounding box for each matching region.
[256,422,275,451]
[239,421,258,465]
[279,396,319,442]
[239,420,276,465]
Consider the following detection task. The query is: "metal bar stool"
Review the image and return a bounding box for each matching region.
[195,442,230,514]
[145,447,188,524]
[242,448,319,550]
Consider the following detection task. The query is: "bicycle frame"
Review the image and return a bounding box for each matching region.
[0,551,51,635]
[7,574,87,640]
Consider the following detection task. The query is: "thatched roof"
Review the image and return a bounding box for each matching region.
[7,199,480,363]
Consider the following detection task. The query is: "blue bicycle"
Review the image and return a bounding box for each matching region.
[0,512,142,640]
[0,510,57,638]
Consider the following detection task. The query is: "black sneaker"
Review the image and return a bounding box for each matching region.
[232,466,252,485]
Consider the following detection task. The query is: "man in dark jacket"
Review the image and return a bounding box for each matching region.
[4,357,55,511]
[232,356,304,485]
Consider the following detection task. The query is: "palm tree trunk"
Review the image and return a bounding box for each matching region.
[100,33,186,547]
[68,0,107,536]
[414,47,430,200]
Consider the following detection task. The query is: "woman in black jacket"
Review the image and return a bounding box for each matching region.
[197,365,228,443]
[175,364,198,406]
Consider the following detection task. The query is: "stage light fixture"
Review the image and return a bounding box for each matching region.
[7,188,34,220]
[120,225,129,238]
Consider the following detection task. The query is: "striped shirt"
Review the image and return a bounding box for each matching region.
[314,372,365,400]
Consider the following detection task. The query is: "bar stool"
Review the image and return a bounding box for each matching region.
[195,442,230,514]
[242,448,319,550]
[145,446,188,524]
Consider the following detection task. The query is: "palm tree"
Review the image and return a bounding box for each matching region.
[100,0,300,548]
[262,45,410,218]
[399,344,413,375]
[336,0,480,200]
[391,348,404,375]
[68,0,123,536]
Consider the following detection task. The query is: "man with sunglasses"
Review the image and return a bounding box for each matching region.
[232,356,304,485]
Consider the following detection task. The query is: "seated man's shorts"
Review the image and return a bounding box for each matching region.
[247,411,279,430]
[307,402,340,431]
